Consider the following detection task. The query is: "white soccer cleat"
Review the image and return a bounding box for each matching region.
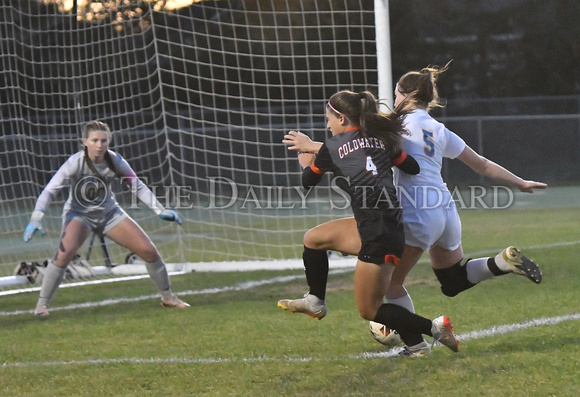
[495,246,542,284]
[161,295,190,309]
[369,321,403,346]
[431,315,459,352]
[398,341,431,358]
[277,293,327,320]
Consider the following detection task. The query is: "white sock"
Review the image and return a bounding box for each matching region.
[37,261,66,307]
[145,258,172,299]
[493,250,513,272]
[465,257,494,284]
[408,340,429,353]
[387,292,415,313]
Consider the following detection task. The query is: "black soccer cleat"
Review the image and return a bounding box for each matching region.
[496,246,543,284]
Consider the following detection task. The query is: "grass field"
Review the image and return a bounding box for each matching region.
[1,206,579,396]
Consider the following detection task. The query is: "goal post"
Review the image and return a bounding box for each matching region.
[374,0,394,109]
[0,0,390,291]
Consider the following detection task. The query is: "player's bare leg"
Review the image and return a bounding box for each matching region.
[354,259,392,320]
[35,220,91,316]
[105,218,189,308]
[303,217,360,254]
[277,218,359,319]
[355,259,427,356]
[385,244,426,313]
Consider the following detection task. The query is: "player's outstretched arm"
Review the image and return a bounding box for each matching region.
[457,146,547,193]
[283,131,323,154]
[119,159,183,226]
[23,159,72,242]
[23,210,46,242]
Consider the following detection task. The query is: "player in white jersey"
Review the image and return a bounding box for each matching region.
[385,62,547,315]
[24,120,189,316]
[393,106,466,254]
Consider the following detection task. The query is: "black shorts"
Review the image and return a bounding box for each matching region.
[355,209,404,265]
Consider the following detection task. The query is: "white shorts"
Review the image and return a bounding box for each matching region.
[402,201,462,252]
[63,207,128,235]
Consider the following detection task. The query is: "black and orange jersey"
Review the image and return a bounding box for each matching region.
[302,127,418,213]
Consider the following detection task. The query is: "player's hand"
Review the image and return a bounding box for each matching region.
[283,131,321,153]
[159,209,182,226]
[518,180,548,193]
[23,210,45,242]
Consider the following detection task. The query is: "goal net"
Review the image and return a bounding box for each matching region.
[0,0,382,291]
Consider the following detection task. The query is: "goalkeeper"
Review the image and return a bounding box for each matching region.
[23,120,189,316]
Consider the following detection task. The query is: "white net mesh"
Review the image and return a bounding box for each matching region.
[0,0,380,288]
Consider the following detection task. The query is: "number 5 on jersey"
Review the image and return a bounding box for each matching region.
[366,155,378,176]
[423,129,435,157]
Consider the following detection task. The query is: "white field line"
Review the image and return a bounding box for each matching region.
[3,313,579,368]
[2,238,579,297]
[1,237,578,315]
[0,270,351,317]
[1,261,579,367]
[357,312,580,359]
[0,272,188,297]
[1,240,578,367]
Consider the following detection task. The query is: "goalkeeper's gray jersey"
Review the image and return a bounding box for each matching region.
[34,150,164,218]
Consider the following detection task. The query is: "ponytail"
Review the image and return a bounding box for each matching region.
[328,90,409,153]
[397,60,452,111]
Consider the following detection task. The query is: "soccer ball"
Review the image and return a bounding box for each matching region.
[369,321,402,346]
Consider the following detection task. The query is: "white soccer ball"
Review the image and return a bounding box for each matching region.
[369,321,402,346]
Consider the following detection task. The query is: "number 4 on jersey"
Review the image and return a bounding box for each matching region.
[366,156,378,176]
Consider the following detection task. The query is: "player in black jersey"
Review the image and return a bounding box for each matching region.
[278,90,459,356]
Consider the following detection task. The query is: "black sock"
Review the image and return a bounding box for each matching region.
[303,246,329,300]
[374,303,433,346]
[487,257,509,276]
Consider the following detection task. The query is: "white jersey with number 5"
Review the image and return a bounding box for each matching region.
[394,109,466,250]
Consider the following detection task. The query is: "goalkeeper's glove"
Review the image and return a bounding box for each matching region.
[24,210,46,242]
[159,209,182,226]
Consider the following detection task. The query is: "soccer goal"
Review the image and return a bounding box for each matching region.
[0,0,391,291]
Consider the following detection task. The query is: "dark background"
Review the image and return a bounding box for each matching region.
[1,0,579,204]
